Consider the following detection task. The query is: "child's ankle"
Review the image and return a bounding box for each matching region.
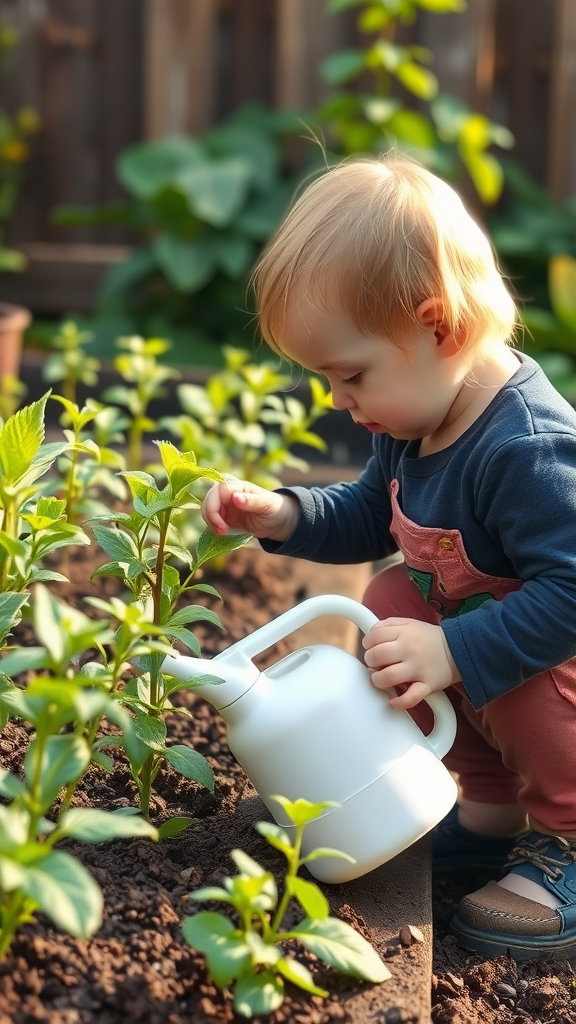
[458,798,527,837]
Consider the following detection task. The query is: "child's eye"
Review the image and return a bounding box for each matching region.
[342,372,363,386]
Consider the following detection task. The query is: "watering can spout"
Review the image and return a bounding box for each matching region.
[160,649,260,710]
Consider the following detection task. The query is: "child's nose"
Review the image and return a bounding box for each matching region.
[331,386,357,411]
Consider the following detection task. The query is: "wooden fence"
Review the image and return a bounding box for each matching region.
[1,0,575,313]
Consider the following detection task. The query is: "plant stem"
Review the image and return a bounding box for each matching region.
[269,823,304,937]
[0,892,25,960]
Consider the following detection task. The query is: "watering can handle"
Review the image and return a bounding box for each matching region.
[217,595,456,759]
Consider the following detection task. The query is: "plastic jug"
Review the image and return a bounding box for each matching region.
[161,594,458,882]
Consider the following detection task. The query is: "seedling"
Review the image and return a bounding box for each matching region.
[102,335,180,470]
[183,796,390,1018]
[0,590,158,959]
[90,440,251,819]
[0,392,89,605]
[50,395,127,525]
[42,321,100,406]
[162,345,333,489]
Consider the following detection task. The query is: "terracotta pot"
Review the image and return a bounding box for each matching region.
[0,302,30,381]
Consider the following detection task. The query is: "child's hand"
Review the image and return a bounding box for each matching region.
[362,618,460,710]
[201,479,300,542]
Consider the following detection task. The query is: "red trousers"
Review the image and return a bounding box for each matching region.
[363,561,576,835]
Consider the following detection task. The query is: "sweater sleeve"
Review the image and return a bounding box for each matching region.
[442,430,576,708]
[260,452,398,564]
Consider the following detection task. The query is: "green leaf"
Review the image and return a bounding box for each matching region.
[270,795,338,827]
[154,441,224,493]
[132,714,167,752]
[0,646,49,677]
[461,148,503,205]
[24,735,90,809]
[0,768,26,800]
[396,59,438,100]
[118,137,205,198]
[177,157,252,227]
[300,846,356,865]
[254,821,293,858]
[182,912,251,989]
[157,816,195,840]
[276,957,328,997]
[549,255,576,333]
[0,393,48,484]
[164,605,223,631]
[153,234,217,293]
[18,849,103,939]
[286,876,329,920]
[234,971,284,1018]
[292,917,391,982]
[387,108,436,148]
[0,532,27,557]
[91,524,139,563]
[164,745,214,792]
[195,528,252,568]
[57,807,158,842]
[321,50,366,84]
[0,592,29,640]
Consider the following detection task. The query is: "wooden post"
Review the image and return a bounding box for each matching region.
[547,0,576,201]
[416,0,496,113]
[275,0,350,109]
[144,0,216,139]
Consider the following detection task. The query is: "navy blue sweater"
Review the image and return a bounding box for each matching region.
[263,353,576,709]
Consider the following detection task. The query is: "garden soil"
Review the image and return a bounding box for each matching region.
[0,544,575,1024]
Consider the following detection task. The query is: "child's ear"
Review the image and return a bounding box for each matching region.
[415,298,461,357]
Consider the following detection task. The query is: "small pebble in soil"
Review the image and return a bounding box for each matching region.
[383,1008,419,1024]
[496,982,517,999]
[399,925,425,947]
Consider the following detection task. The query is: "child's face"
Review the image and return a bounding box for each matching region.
[280,304,467,442]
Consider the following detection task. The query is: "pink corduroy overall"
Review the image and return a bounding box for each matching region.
[362,480,576,835]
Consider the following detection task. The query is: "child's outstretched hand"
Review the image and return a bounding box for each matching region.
[362,618,460,710]
[202,479,300,542]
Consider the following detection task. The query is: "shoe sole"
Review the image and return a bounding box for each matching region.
[450,914,576,961]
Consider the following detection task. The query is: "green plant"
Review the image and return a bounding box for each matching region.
[102,336,180,470]
[89,440,252,819]
[52,105,313,356]
[0,393,90,599]
[183,796,390,1018]
[319,0,514,204]
[162,345,333,488]
[49,396,127,525]
[42,321,101,406]
[0,587,158,959]
[0,22,40,271]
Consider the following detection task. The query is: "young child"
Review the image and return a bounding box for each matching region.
[201,156,576,961]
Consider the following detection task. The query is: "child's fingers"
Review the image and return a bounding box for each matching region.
[387,680,430,710]
[201,483,234,534]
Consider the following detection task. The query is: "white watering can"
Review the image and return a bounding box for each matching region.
[161,595,458,883]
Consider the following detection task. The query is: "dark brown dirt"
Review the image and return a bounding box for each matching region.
[0,545,413,1024]
[1,541,574,1023]
[432,871,576,1023]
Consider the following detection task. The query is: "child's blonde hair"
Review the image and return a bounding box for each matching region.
[253,156,517,355]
